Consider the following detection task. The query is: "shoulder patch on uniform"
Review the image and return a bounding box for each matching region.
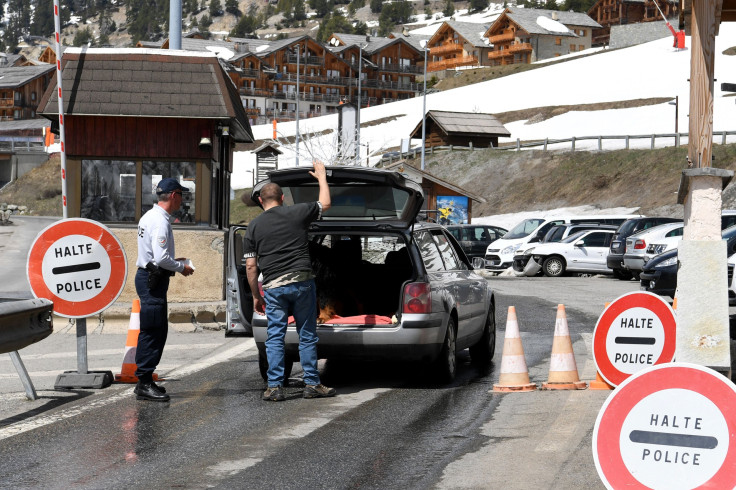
[157,235,167,247]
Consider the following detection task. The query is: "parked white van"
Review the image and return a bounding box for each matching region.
[483,215,635,271]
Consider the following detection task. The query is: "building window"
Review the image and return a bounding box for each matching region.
[555,37,562,45]
[141,161,197,224]
[580,29,586,36]
[570,45,576,52]
[81,160,137,222]
[31,92,36,101]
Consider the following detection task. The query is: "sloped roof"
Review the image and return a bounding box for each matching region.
[409,110,511,139]
[389,32,433,51]
[330,33,421,55]
[382,160,487,204]
[446,21,492,47]
[0,64,54,88]
[505,7,601,35]
[37,48,253,143]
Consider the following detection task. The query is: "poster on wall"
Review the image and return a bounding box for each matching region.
[436,196,468,225]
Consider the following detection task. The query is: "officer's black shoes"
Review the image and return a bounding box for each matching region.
[303,384,336,399]
[135,382,170,402]
[262,386,285,401]
[133,382,166,394]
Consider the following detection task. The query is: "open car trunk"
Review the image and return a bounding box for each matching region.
[309,233,414,325]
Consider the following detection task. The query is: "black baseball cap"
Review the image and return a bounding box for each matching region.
[156,178,189,195]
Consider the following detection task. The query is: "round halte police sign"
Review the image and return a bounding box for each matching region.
[27,218,127,318]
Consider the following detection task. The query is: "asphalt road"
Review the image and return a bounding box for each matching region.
[0,215,59,297]
[0,275,640,489]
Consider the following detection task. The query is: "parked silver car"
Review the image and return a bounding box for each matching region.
[226,166,496,383]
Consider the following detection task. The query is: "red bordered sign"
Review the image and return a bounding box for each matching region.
[27,219,127,318]
[593,291,676,386]
[593,363,736,489]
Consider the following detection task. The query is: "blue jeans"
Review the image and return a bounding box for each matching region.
[263,279,320,387]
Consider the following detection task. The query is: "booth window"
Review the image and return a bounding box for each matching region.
[81,160,137,222]
[142,161,197,224]
[81,160,197,224]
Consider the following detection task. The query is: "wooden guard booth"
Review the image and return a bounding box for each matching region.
[254,142,282,184]
[410,110,511,149]
[36,48,254,304]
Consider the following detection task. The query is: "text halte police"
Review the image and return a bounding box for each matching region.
[620,317,654,328]
[53,244,103,294]
[614,316,656,365]
[641,414,705,466]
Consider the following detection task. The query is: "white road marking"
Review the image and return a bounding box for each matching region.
[0,343,224,362]
[0,339,256,441]
[205,388,391,480]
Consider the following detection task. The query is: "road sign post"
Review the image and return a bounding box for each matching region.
[593,363,736,489]
[593,291,676,386]
[27,218,127,389]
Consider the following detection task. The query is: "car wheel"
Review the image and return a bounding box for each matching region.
[257,348,293,385]
[612,268,633,280]
[543,256,565,277]
[434,317,457,383]
[469,304,496,366]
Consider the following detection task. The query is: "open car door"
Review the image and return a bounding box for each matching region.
[225,225,253,336]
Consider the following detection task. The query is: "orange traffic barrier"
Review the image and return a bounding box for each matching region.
[589,371,614,390]
[542,304,587,390]
[114,299,159,383]
[493,306,537,392]
[672,297,677,310]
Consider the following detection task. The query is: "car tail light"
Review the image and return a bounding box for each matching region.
[403,282,431,314]
[634,239,646,250]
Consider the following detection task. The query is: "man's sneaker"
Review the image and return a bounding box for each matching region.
[262,386,285,402]
[303,384,336,399]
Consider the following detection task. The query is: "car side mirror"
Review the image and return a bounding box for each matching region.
[574,241,584,247]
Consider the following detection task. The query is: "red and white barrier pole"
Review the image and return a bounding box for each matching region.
[53,0,68,219]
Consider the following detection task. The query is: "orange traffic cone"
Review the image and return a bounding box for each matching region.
[541,304,587,390]
[493,306,537,392]
[588,301,613,390]
[589,371,614,390]
[114,299,159,383]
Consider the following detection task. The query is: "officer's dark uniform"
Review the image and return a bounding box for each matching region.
[134,178,190,401]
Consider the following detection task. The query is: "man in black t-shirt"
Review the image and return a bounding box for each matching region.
[244,160,336,402]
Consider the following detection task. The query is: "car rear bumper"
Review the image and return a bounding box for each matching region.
[607,253,624,270]
[623,254,647,271]
[252,313,447,361]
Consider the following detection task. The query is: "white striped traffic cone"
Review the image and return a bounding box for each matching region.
[542,304,586,390]
[114,299,159,383]
[493,306,537,392]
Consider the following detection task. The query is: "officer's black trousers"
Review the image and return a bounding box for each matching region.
[134,268,170,383]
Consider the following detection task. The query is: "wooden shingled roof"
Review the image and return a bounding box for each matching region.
[37,48,253,143]
[409,110,511,139]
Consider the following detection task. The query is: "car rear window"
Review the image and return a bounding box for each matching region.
[283,184,411,220]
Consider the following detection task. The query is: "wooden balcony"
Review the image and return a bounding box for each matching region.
[0,98,13,107]
[427,56,478,72]
[429,43,463,56]
[488,43,533,59]
[488,31,515,44]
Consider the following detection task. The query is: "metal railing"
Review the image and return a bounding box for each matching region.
[376,63,424,74]
[285,54,324,66]
[0,139,46,153]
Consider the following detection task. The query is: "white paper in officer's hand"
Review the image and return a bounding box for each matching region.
[183,259,195,270]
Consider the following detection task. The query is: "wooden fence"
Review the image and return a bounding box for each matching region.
[380,131,736,165]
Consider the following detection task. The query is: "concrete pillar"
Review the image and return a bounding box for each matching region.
[676,169,733,377]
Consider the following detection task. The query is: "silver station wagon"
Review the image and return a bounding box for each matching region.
[226,166,496,382]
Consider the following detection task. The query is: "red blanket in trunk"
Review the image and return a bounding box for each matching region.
[287,315,393,325]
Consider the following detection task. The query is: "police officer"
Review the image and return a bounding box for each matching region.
[134,177,194,401]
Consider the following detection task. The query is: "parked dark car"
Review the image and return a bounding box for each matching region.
[608,217,682,280]
[640,228,736,305]
[446,224,507,260]
[512,223,617,273]
[226,166,496,383]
